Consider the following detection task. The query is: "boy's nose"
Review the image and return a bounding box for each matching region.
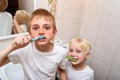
[71,52,77,56]
[39,29,44,35]
[69,52,75,56]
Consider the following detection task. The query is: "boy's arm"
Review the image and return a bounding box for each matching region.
[57,67,68,80]
[0,44,16,66]
[0,36,31,67]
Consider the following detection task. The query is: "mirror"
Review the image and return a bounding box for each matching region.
[0,0,19,37]
[1,0,56,37]
[5,0,29,36]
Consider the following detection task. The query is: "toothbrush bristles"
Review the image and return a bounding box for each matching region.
[66,55,78,62]
[30,36,45,42]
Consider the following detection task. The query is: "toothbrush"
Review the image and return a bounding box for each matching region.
[66,55,78,62]
[30,36,45,42]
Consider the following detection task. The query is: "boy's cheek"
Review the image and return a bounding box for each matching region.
[68,53,72,56]
[29,32,37,38]
[29,31,37,37]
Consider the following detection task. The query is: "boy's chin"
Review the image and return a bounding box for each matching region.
[35,41,46,45]
[70,61,79,65]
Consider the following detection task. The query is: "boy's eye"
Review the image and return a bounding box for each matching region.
[45,26,51,30]
[44,24,51,30]
[32,25,39,31]
[76,50,81,53]
[69,49,73,52]
[33,27,39,30]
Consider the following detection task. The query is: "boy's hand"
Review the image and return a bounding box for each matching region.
[12,36,31,49]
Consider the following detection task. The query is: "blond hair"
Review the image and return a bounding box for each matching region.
[0,0,8,11]
[15,10,30,25]
[28,8,56,31]
[69,37,91,54]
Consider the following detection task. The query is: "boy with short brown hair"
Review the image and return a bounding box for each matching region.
[0,8,68,80]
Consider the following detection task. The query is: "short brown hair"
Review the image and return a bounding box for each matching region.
[0,0,8,12]
[28,8,56,31]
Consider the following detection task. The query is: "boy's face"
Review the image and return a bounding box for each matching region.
[68,42,89,65]
[29,16,57,45]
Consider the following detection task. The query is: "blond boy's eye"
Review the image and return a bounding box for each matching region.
[76,50,81,53]
[69,49,73,52]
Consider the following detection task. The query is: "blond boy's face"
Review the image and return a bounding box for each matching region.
[68,42,89,65]
[29,16,57,45]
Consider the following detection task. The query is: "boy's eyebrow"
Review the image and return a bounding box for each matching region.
[43,24,52,26]
[31,24,39,26]
[31,24,51,26]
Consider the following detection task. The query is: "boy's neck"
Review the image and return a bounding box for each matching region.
[35,42,54,52]
[72,63,87,71]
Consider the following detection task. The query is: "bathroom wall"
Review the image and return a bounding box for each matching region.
[80,0,120,80]
[54,0,83,43]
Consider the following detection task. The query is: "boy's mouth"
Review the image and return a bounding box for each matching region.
[66,55,78,62]
[30,36,45,42]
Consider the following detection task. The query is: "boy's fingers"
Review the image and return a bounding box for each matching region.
[13,36,30,48]
[23,35,31,43]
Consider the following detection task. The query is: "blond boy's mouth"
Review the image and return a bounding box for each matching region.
[66,55,78,62]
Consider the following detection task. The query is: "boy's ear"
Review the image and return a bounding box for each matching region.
[53,29,57,33]
[85,52,90,60]
[29,31,31,34]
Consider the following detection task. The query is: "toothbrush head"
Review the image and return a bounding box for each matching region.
[66,55,78,62]
[30,36,45,42]
[39,36,45,39]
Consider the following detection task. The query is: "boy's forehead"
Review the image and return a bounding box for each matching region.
[70,44,83,51]
[71,42,80,47]
[31,16,52,22]
[31,17,51,22]
[70,42,82,48]
[30,16,52,25]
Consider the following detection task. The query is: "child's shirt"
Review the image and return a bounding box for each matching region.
[8,42,67,80]
[66,61,94,80]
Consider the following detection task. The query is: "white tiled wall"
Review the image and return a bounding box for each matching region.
[104,0,120,17]
[80,0,120,80]
[55,0,83,43]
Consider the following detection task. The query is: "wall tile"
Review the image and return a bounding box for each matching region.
[84,0,104,12]
[104,0,120,17]
[56,9,64,19]
[109,68,120,80]
[81,9,101,26]
[63,9,81,24]
[111,41,120,73]
[56,0,65,9]
[55,19,63,40]
[64,0,82,9]
[91,56,110,80]
[61,23,80,43]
